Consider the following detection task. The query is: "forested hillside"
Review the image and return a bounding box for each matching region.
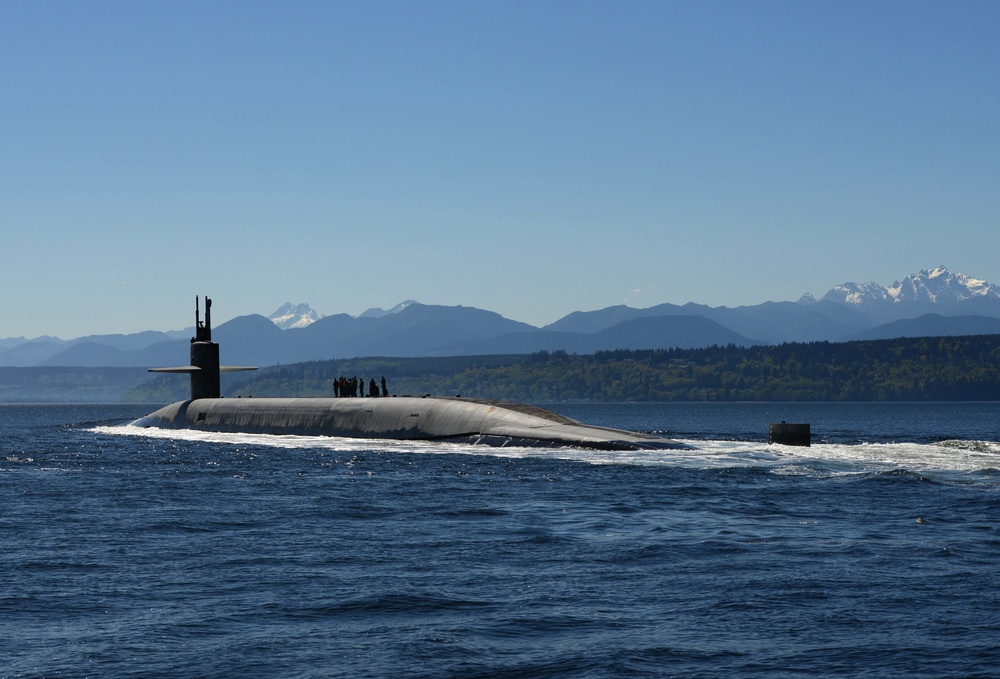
[125,335,1000,403]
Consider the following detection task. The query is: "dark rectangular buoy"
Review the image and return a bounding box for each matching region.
[769,422,810,446]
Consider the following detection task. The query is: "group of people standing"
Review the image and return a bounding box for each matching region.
[333,375,388,398]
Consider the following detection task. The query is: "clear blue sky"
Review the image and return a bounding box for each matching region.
[3,0,998,338]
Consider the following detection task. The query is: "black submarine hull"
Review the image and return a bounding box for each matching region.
[131,395,688,451]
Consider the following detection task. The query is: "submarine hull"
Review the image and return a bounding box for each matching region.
[131,396,688,451]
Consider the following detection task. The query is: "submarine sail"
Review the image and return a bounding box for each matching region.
[146,296,257,399]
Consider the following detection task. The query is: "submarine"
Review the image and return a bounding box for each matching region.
[131,297,689,451]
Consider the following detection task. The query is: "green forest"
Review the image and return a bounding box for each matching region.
[125,334,1000,403]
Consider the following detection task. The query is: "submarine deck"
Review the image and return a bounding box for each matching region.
[131,395,688,451]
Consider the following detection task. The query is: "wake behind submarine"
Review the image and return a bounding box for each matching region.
[131,297,689,451]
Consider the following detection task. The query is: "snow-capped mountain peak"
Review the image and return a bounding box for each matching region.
[820,266,1000,306]
[268,303,323,329]
[886,266,994,304]
[821,281,890,305]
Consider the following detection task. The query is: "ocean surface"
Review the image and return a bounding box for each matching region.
[3,401,1000,678]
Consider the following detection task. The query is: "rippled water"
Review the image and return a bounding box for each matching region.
[3,402,1000,677]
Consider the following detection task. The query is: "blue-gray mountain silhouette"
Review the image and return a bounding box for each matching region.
[7,269,1000,367]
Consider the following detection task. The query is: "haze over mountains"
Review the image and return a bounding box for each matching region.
[4,266,1000,368]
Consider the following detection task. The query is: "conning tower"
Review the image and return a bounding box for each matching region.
[190,296,221,399]
[148,296,256,399]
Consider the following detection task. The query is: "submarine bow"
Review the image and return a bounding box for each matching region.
[133,297,688,451]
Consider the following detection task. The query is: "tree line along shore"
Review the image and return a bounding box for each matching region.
[121,334,1000,403]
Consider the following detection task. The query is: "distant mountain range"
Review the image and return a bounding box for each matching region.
[800,265,1000,322]
[4,266,1000,368]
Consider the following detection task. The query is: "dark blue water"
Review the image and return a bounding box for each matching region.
[3,402,1000,678]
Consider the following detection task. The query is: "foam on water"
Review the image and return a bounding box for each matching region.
[102,424,1000,479]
